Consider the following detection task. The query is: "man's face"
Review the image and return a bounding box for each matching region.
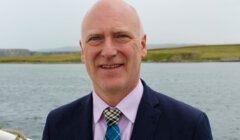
[81,5,147,95]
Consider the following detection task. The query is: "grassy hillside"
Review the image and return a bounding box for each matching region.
[0,53,81,63]
[143,44,240,62]
[0,44,239,63]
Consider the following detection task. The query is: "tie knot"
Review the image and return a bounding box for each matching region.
[103,107,122,126]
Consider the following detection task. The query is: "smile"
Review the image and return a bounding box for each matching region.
[100,64,123,69]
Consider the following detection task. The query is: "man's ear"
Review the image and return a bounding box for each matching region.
[140,34,147,58]
[79,40,85,63]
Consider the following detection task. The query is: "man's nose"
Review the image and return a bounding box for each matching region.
[100,38,117,58]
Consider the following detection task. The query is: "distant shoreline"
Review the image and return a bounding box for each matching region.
[0,44,239,63]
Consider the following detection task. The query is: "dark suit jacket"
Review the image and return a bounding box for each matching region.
[42,80,213,140]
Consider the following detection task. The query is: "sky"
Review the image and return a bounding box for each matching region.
[0,0,240,50]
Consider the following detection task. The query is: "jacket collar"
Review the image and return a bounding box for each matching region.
[130,80,163,140]
[76,94,93,140]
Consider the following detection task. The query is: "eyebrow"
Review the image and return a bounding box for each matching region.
[84,28,135,39]
[113,31,135,39]
[84,29,103,37]
[85,33,103,40]
[112,28,134,35]
[88,33,102,37]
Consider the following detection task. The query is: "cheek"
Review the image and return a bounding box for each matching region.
[122,43,139,54]
[83,51,97,74]
[122,49,141,70]
[130,44,142,59]
[84,48,100,62]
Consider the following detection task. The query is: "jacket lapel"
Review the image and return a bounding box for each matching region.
[72,94,93,140]
[130,81,162,140]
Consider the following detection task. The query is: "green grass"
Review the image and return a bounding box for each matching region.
[0,44,240,63]
[143,44,240,62]
[0,53,81,63]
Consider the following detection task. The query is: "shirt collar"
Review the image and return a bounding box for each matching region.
[93,80,144,124]
[92,90,108,124]
[116,80,143,123]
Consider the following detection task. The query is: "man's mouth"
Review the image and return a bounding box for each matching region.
[100,64,123,69]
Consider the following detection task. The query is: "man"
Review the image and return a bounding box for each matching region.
[42,0,213,140]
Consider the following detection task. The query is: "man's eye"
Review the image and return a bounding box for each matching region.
[88,36,101,41]
[116,34,129,38]
[87,36,103,46]
[115,34,131,43]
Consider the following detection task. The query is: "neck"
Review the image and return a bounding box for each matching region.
[94,80,139,106]
[96,89,129,107]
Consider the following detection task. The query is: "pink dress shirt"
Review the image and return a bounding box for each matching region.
[92,80,144,140]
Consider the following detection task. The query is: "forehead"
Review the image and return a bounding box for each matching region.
[81,1,140,37]
[84,27,133,36]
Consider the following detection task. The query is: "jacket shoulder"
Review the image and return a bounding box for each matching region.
[142,83,212,139]
[150,87,204,121]
[46,94,92,123]
[43,94,93,140]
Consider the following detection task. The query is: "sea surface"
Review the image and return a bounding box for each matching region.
[0,63,239,140]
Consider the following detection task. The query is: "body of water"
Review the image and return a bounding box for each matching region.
[0,63,239,140]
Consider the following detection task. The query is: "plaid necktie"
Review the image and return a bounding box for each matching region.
[103,107,122,140]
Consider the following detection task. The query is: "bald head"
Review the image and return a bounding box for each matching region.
[79,0,147,105]
[81,0,144,40]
